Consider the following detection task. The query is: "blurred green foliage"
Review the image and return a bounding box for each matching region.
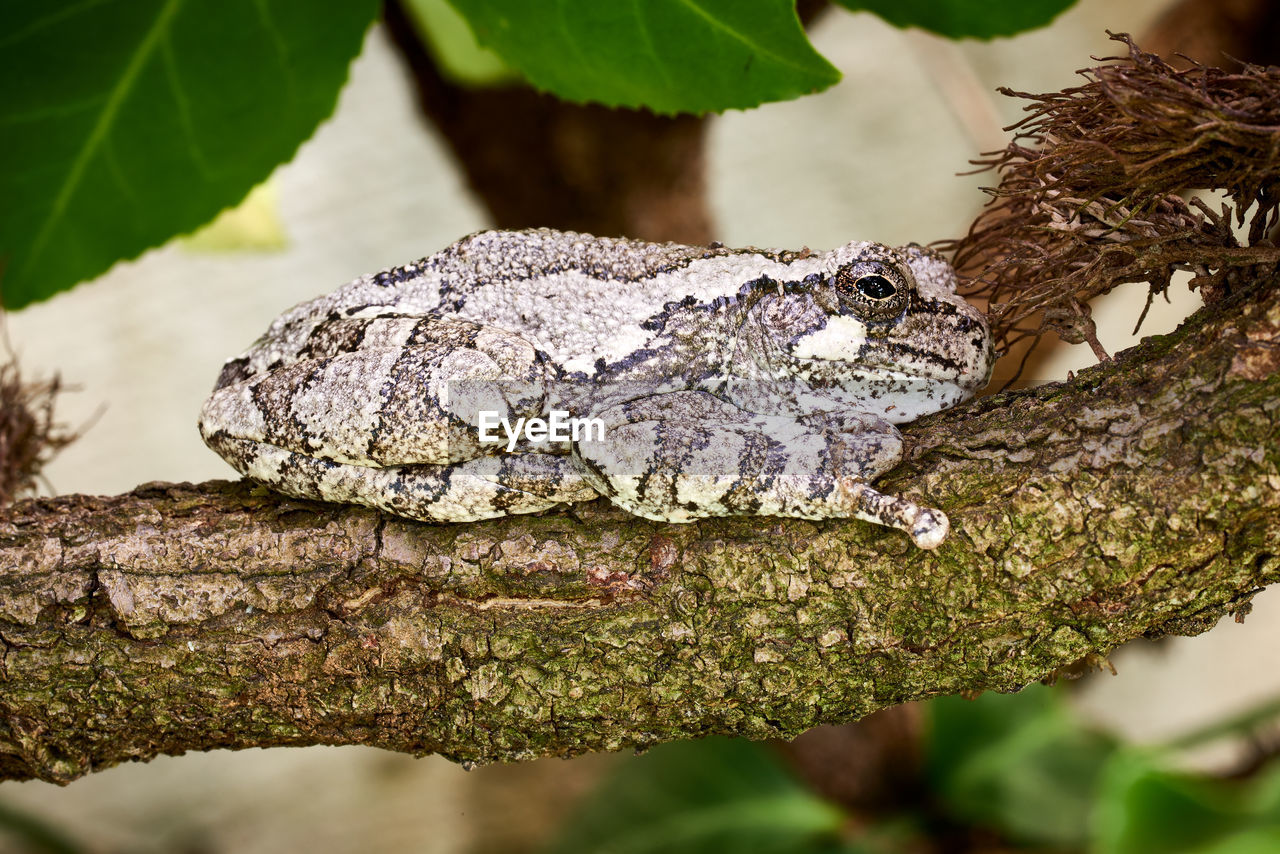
[543,736,851,854]
[926,687,1119,848]
[832,0,1077,39]
[548,685,1280,854]
[404,0,515,85]
[1094,753,1280,854]
[0,801,83,854]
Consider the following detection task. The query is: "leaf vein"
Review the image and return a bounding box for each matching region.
[0,0,114,49]
[0,97,104,128]
[18,0,185,280]
[159,28,215,181]
[630,0,672,91]
[252,0,297,104]
[670,0,813,74]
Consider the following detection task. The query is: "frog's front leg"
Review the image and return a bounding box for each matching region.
[574,391,950,548]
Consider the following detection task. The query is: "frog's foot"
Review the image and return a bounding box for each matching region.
[574,393,948,547]
[837,478,950,549]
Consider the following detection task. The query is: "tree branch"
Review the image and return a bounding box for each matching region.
[2,275,1277,784]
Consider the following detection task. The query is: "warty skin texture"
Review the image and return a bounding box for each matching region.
[200,229,994,547]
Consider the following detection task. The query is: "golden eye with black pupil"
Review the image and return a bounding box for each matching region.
[832,262,910,322]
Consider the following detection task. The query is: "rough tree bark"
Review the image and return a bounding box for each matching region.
[1,269,1276,785]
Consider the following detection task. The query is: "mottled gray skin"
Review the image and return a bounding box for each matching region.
[200,229,994,548]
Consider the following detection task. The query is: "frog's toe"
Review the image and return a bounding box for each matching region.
[909,508,949,550]
[838,478,951,549]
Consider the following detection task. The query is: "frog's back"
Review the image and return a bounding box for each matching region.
[225,229,825,384]
[429,229,721,308]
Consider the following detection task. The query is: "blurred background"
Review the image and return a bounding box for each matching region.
[3,0,1279,851]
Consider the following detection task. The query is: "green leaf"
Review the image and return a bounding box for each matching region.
[1093,752,1280,854]
[831,0,1078,39]
[404,0,516,86]
[0,0,378,309]
[925,685,1117,848]
[443,0,841,114]
[1193,828,1280,854]
[544,737,848,854]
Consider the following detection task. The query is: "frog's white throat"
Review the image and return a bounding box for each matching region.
[790,314,872,362]
[785,313,984,424]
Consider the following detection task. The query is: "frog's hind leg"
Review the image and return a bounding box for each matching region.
[575,391,950,548]
[211,435,600,522]
[199,315,548,470]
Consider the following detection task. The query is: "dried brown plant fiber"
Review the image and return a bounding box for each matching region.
[943,33,1280,374]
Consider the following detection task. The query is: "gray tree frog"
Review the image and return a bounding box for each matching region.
[200,229,994,548]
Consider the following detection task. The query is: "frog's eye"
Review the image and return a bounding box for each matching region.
[832,262,910,322]
[856,275,896,300]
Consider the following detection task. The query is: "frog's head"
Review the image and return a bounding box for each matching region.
[785,242,995,423]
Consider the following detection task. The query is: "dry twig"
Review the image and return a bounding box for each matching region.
[0,345,72,506]
[942,32,1280,368]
